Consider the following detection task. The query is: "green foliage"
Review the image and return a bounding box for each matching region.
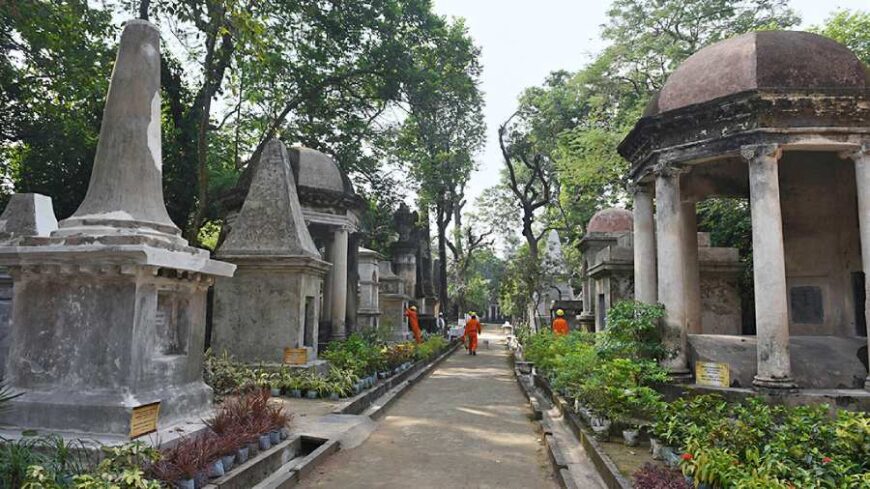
[597,300,666,360]
[208,335,449,399]
[203,349,256,396]
[0,0,114,218]
[21,442,160,489]
[1,0,486,245]
[650,395,870,488]
[811,9,870,65]
[577,358,666,423]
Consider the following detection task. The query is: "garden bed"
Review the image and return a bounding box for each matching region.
[515,300,870,488]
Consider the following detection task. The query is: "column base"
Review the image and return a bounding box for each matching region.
[864,376,870,391]
[752,375,798,392]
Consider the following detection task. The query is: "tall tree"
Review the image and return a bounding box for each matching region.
[1,0,479,251]
[0,1,115,217]
[397,18,485,317]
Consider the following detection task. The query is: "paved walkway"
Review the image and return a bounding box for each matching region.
[298,329,559,489]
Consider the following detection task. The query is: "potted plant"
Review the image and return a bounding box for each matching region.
[590,414,612,441]
[199,436,224,479]
[622,425,641,447]
[284,374,303,398]
[219,444,236,473]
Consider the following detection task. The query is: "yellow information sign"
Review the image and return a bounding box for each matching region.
[283,347,308,365]
[695,362,730,387]
[129,402,160,439]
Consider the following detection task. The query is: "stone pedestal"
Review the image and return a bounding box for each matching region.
[357,248,381,330]
[378,260,409,341]
[212,139,330,364]
[0,20,234,438]
[0,193,58,378]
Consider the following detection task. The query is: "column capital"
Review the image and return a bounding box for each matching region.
[652,162,690,179]
[838,142,870,162]
[740,144,782,163]
[627,181,654,196]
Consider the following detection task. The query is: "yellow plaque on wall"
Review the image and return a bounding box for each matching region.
[283,347,308,365]
[129,402,160,439]
[695,362,730,387]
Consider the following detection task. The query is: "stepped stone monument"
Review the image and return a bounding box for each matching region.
[0,194,58,377]
[0,20,234,438]
[212,139,330,364]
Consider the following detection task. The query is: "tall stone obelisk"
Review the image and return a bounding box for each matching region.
[0,20,235,440]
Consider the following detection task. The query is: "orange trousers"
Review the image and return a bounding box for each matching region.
[410,323,423,344]
[465,333,478,352]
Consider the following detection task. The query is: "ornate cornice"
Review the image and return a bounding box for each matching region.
[621,88,870,181]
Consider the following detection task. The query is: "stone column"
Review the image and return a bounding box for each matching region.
[632,184,657,304]
[330,227,349,340]
[844,143,870,390]
[682,201,702,334]
[655,166,691,378]
[742,144,796,390]
[322,239,333,321]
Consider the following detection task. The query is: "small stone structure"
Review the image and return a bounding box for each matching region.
[357,247,381,330]
[620,31,870,390]
[0,194,58,377]
[390,204,438,312]
[378,260,410,340]
[289,148,365,342]
[579,208,742,334]
[211,139,330,365]
[535,230,575,327]
[0,20,234,437]
[222,146,365,344]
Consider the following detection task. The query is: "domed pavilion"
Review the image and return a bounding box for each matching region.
[620,31,870,391]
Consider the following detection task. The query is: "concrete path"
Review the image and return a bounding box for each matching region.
[298,329,560,489]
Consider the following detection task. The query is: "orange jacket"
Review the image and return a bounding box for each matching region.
[552,317,570,336]
[464,318,482,336]
[404,308,419,329]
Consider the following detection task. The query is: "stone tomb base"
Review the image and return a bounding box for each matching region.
[0,245,224,438]
[211,257,328,364]
[688,334,868,389]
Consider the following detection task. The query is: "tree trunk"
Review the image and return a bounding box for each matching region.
[436,200,450,319]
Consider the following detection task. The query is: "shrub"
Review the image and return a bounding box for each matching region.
[577,358,666,422]
[673,397,870,488]
[597,300,666,360]
[24,442,162,489]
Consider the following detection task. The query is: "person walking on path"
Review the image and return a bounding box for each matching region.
[552,309,569,336]
[463,313,482,355]
[405,305,423,344]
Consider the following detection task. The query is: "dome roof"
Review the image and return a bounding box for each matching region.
[289,147,355,195]
[647,31,868,116]
[587,208,633,234]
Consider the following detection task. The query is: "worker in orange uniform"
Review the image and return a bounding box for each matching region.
[552,309,570,336]
[405,305,423,344]
[464,312,482,355]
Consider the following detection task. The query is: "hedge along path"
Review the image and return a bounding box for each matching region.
[297,328,560,489]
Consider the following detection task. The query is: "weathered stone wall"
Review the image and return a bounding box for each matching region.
[212,267,322,363]
[780,152,862,337]
[0,271,10,377]
[688,334,868,389]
